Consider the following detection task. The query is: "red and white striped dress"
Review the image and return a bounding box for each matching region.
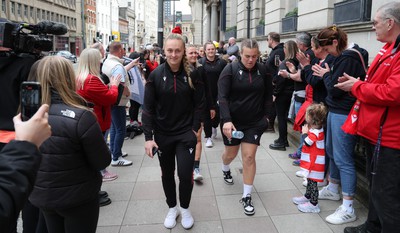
[300,128,325,182]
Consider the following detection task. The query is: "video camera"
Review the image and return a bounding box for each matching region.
[0,18,68,53]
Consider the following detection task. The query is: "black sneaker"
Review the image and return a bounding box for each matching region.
[223,170,234,185]
[240,194,255,216]
[99,196,111,207]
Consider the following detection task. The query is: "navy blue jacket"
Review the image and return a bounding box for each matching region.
[323,45,368,114]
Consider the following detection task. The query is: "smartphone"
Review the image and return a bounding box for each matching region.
[152,147,159,156]
[274,55,280,66]
[20,81,41,121]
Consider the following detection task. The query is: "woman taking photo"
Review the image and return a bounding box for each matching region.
[218,38,273,216]
[76,48,121,183]
[28,56,111,233]
[142,33,205,230]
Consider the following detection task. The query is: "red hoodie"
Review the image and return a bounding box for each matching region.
[351,38,400,149]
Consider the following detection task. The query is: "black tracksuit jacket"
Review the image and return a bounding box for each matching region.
[218,61,273,126]
[142,62,205,140]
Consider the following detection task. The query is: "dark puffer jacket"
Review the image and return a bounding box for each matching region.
[29,98,111,209]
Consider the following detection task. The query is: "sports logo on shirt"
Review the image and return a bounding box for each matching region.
[189,148,194,154]
[254,135,258,140]
[163,76,166,81]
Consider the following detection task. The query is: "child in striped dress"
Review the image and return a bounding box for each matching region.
[292,103,328,213]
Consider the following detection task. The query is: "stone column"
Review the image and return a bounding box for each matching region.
[210,0,218,41]
[207,7,211,41]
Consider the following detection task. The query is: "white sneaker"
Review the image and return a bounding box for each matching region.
[292,196,310,205]
[325,205,356,224]
[111,157,133,166]
[193,168,203,181]
[205,138,213,148]
[212,127,217,139]
[319,186,341,201]
[180,207,194,229]
[296,170,307,178]
[298,202,321,213]
[164,206,179,229]
[302,178,328,187]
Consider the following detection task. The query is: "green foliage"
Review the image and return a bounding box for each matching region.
[285,7,298,17]
[259,18,265,26]
[225,26,237,32]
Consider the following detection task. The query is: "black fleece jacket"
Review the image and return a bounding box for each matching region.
[142,62,205,140]
[323,44,367,114]
[218,61,273,126]
[265,43,285,76]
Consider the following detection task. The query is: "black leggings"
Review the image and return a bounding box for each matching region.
[41,197,99,233]
[22,201,48,233]
[304,179,318,205]
[203,108,219,138]
[155,131,197,209]
[129,99,141,122]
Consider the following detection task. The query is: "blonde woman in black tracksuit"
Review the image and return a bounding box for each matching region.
[218,39,273,216]
[142,33,205,230]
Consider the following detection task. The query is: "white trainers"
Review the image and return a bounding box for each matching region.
[193,168,203,181]
[164,206,179,229]
[302,178,328,187]
[292,196,310,205]
[295,170,307,178]
[212,127,217,139]
[205,138,213,148]
[111,157,133,166]
[180,207,194,229]
[319,186,341,201]
[325,205,356,224]
[298,202,321,213]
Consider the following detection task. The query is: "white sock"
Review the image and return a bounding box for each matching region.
[222,164,230,172]
[327,182,339,194]
[342,199,354,212]
[243,184,253,198]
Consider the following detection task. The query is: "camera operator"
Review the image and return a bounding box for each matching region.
[0,17,67,233]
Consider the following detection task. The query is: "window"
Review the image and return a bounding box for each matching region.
[2,0,6,13]
[37,8,40,19]
[128,2,131,7]
[17,3,20,16]
[10,2,14,14]
[30,6,34,18]
[24,5,27,17]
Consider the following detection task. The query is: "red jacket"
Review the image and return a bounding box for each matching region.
[77,74,118,132]
[351,38,400,149]
[146,60,159,73]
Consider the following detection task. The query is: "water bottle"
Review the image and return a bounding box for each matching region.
[231,130,244,139]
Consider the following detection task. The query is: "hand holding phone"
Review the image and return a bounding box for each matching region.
[20,81,41,121]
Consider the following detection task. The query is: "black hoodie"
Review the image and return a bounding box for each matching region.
[323,44,368,114]
[142,62,205,140]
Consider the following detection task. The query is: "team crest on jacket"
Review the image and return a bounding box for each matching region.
[184,76,187,82]
[254,135,258,140]
[61,109,76,118]
[239,70,243,75]
[189,148,194,154]
[163,76,166,81]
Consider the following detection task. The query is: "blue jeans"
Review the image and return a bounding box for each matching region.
[110,106,126,161]
[326,112,357,197]
[294,100,302,116]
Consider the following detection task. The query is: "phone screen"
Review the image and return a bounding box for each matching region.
[21,82,41,121]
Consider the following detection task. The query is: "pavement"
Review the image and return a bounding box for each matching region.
[94,130,368,233]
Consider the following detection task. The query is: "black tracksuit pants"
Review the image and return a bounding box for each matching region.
[203,108,220,138]
[155,130,197,209]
